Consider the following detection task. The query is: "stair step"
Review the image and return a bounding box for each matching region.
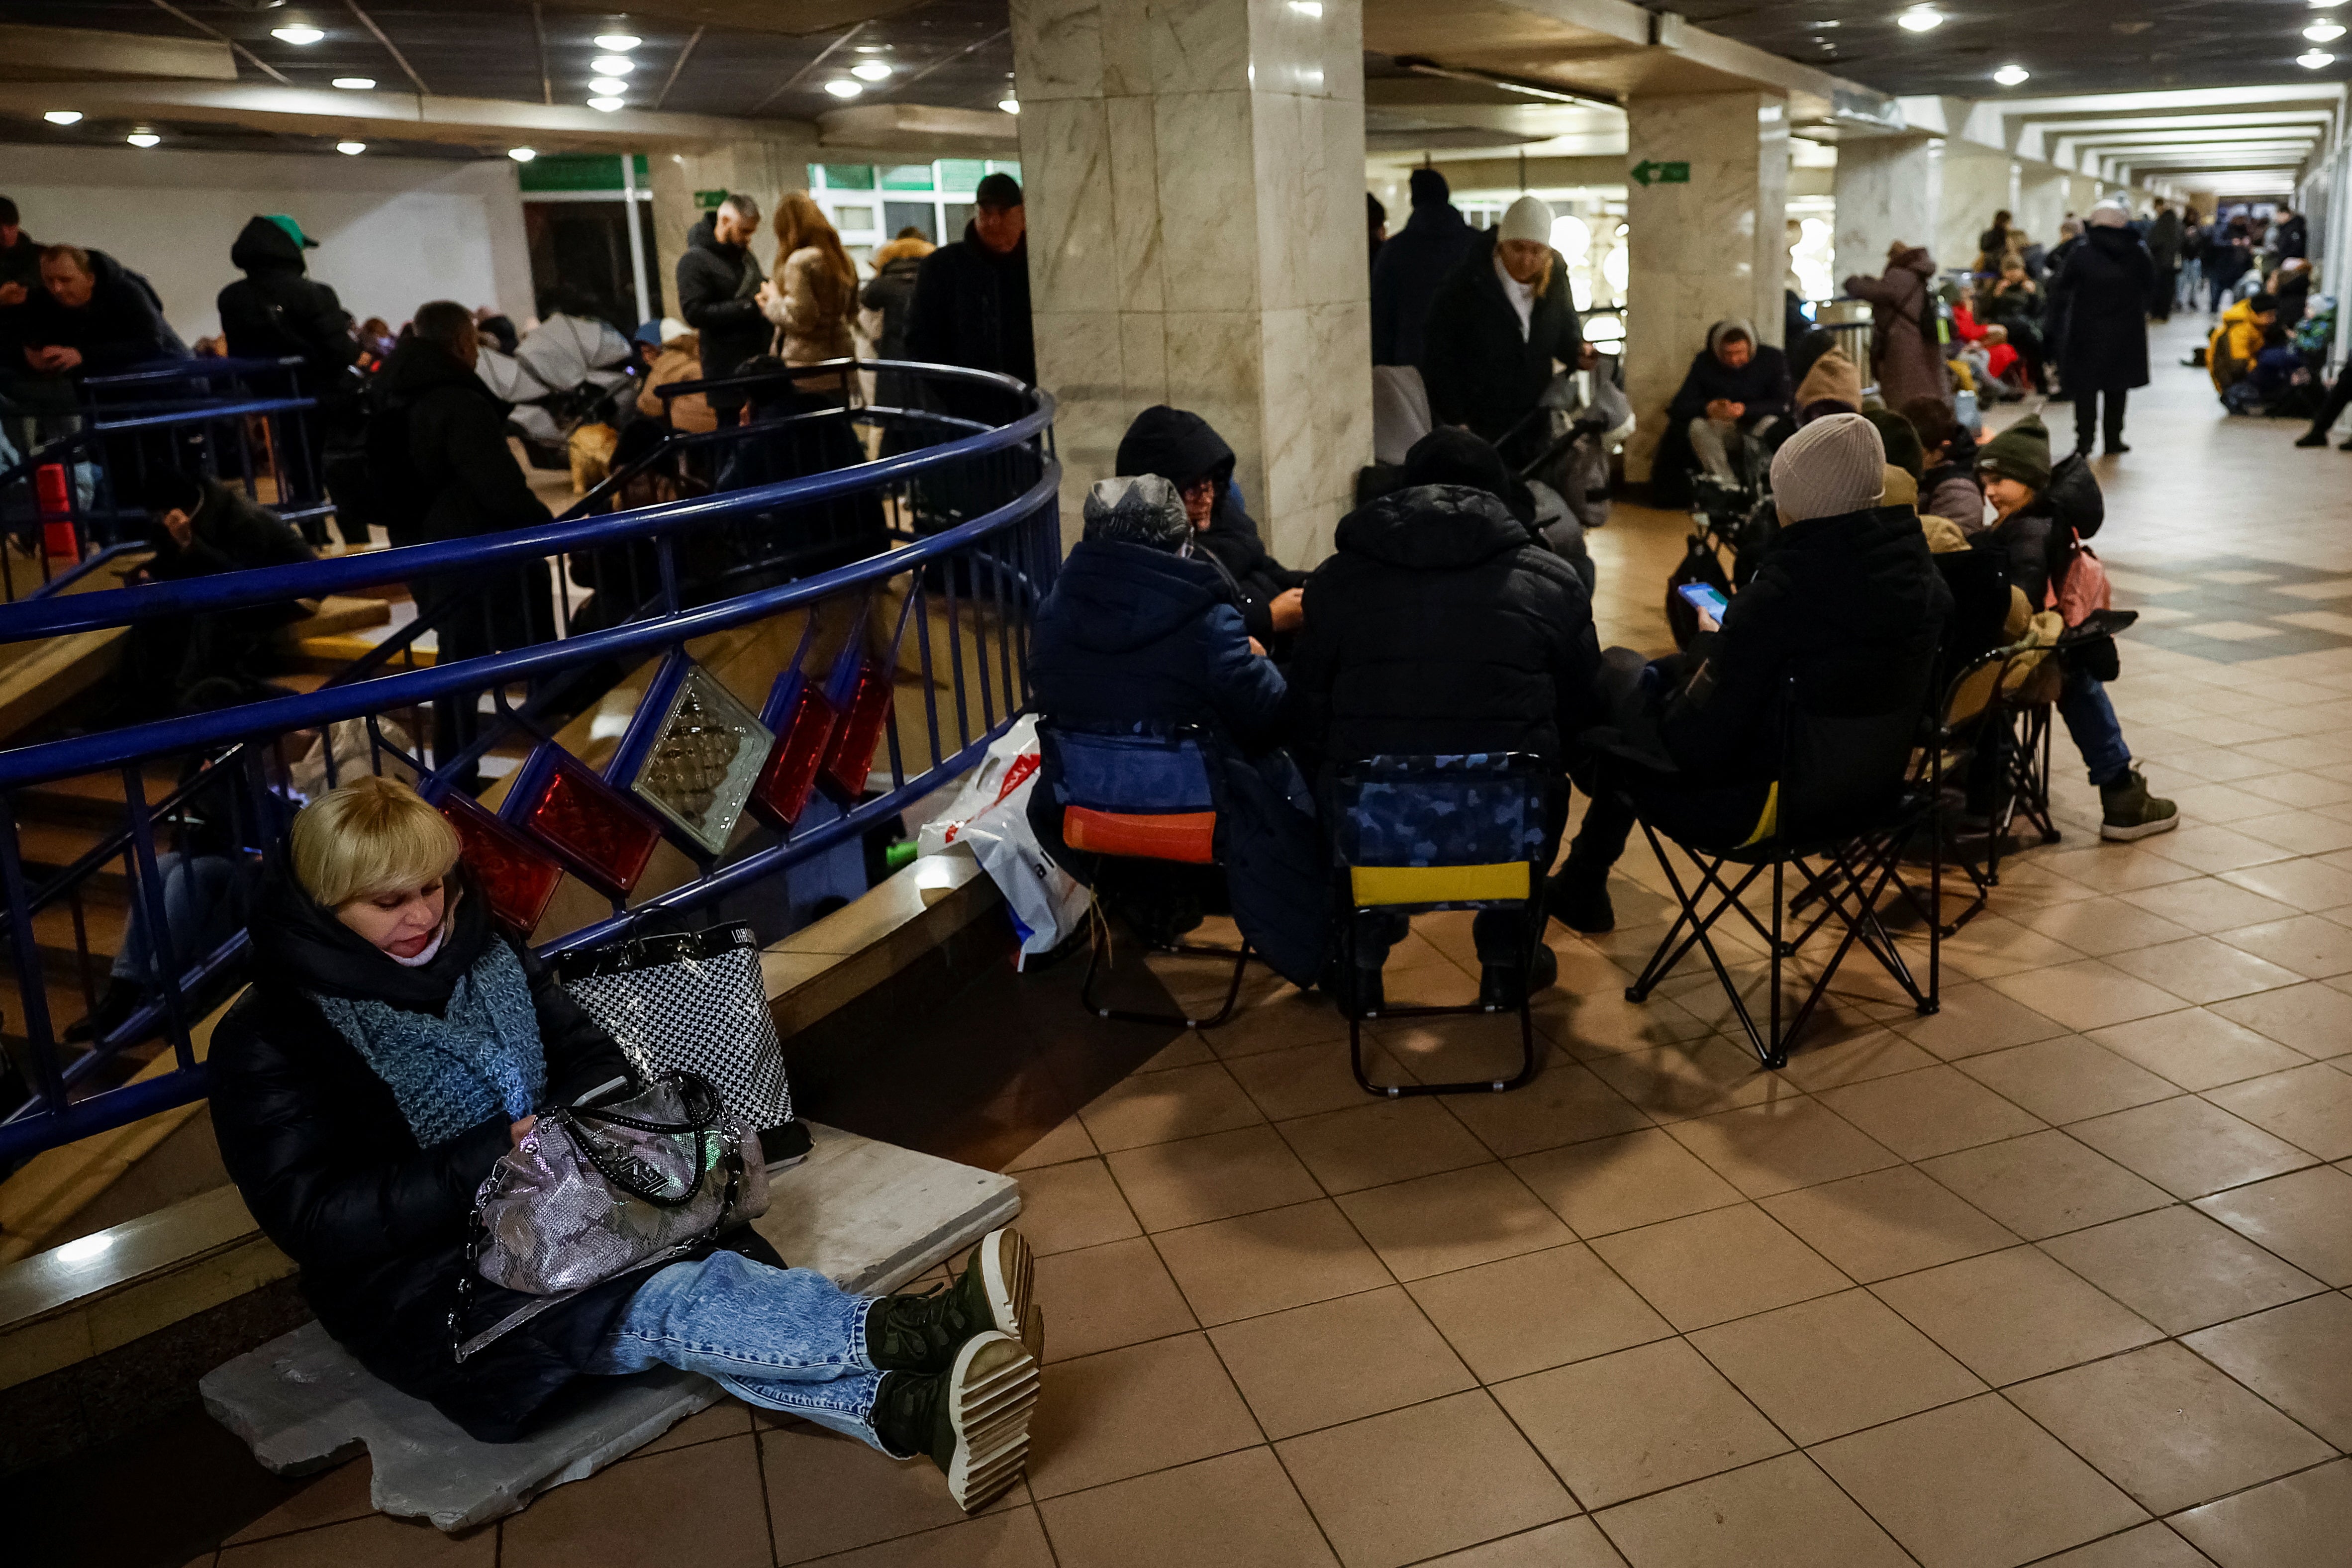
[292,632,435,674]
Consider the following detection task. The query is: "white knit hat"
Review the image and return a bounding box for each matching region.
[1499,194,1555,246]
[2088,197,2131,229]
[1770,412,1886,523]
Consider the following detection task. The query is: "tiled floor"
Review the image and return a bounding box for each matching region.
[190,323,2352,1566]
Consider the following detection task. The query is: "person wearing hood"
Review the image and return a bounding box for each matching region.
[862,227,934,415]
[210,777,1045,1506]
[218,214,369,542]
[1842,242,1951,414]
[1419,195,1582,468]
[674,194,770,424]
[2048,200,2153,457]
[1972,416,2177,841]
[1115,405,1308,649]
[1287,427,1602,1011]
[1548,415,1952,933]
[1026,476,1327,982]
[1370,168,1476,367]
[1793,346,1864,423]
[1666,319,1794,487]
[906,173,1034,427]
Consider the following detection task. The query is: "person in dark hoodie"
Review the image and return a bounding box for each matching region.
[1115,405,1308,651]
[1288,427,1602,1011]
[1419,195,1581,469]
[1549,415,1952,933]
[1370,168,1475,367]
[674,194,770,425]
[2047,199,2153,457]
[210,775,1045,1507]
[1666,320,1794,488]
[218,215,369,543]
[1026,476,1327,981]
[907,173,1034,428]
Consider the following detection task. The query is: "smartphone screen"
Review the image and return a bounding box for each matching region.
[1677,584,1729,619]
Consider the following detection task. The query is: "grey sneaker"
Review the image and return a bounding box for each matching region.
[2099,769,2179,842]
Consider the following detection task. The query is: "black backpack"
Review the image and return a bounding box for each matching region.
[2045,452,2104,540]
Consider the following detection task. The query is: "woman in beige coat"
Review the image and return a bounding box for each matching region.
[758,190,857,402]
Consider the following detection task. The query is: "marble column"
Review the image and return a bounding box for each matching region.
[1623,90,1789,482]
[1009,0,1372,563]
[2017,166,2069,254]
[1940,150,2017,271]
[1832,134,1940,287]
[649,131,821,319]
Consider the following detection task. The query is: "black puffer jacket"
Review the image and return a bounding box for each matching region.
[674,214,770,400]
[1287,484,1602,770]
[2048,225,2153,393]
[1114,406,1307,646]
[216,217,361,385]
[1665,327,1795,429]
[210,862,782,1442]
[142,477,316,582]
[906,223,1034,425]
[1418,231,1581,464]
[2,247,183,373]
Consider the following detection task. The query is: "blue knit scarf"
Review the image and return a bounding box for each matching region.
[311,937,548,1147]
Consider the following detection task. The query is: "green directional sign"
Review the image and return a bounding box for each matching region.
[1630,160,1691,187]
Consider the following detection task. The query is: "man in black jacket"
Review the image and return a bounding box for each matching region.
[1370,168,1476,367]
[1115,405,1306,651]
[674,194,768,424]
[1289,428,1602,1010]
[218,214,369,543]
[5,243,183,385]
[1419,196,1580,468]
[114,469,319,718]
[906,173,1034,426]
[1666,320,1794,489]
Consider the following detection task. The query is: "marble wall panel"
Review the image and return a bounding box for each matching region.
[1154,90,1263,314]
[1143,0,1253,94]
[1008,0,1107,101]
[1309,295,1372,504]
[1258,304,1317,532]
[1941,152,2014,272]
[1035,308,1134,545]
[1165,309,1267,509]
[1831,135,1939,292]
[1318,0,1365,102]
[1252,90,1312,311]
[1099,0,1155,97]
[2018,167,2070,250]
[1022,98,1122,315]
[1105,95,1167,312]
[1119,311,1170,406]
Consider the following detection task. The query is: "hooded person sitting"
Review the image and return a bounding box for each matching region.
[1027,476,1326,984]
[1549,414,1953,932]
[1287,428,1602,1011]
[1114,406,1307,649]
[1666,320,1795,488]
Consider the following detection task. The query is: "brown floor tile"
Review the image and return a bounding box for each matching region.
[1589,1203,1848,1331]
[1537,987,1716,1060]
[1689,1288,1985,1444]
[216,1515,492,1568]
[1811,1394,2148,1568]
[2222,853,2352,908]
[1919,1129,2176,1239]
[1817,1065,2047,1160]
[222,1457,375,1543]
[2217,913,2352,980]
[1151,1198,1393,1326]
[2088,1008,2312,1090]
[2204,1062,2352,1159]
[1201,986,1353,1059]
[1870,1245,2162,1385]
[1005,1115,1097,1172]
[2069,1095,2318,1199]
[500,1439,772,1568]
[1954,1036,2181,1125]
[2038,844,2202,896]
[1509,1127,1746,1238]
[1075,1062,1266,1153]
[1208,1285,1474,1441]
[1103,1125,1323,1232]
[1224,1037,1412,1122]
[1334,1162,1574,1281]
[2167,1458,2352,1568]
[1022,1332,1266,1500]
[1031,1235,1198,1362]
[1939,912,2092,981]
[2105,937,2307,1005]
[1591,1453,1912,1568]
[2183,1292,2352,1449]
[1658,1094,1903,1198]
[1014,1157,1144,1256]
[637,1400,753,1456]
[1759,1164,2020,1282]
[1493,1337,1790,1509]
[1410,1518,1625,1567]
[1135,1032,1218,1073]
[1406,1242,1673,1384]
[2028,1523,2219,1568]
[1440,1059,1654,1159]
[2194,1164,2352,1285]
[2013,896,2201,958]
[1773,1027,1940,1090]
[2007,1342,2333,1515]
[1986,959,2190,1034]
[1274,1391,1576,1568]
[1037,1449,1337,1568]
[1893,981,2073,1061]
[1580,1036,1794,1122]
[810,1508,1057,1568]
[2209,979,2352,1059]
[1274,1097,1492,1195]
[2039,1205,2328,1334]
[761,1421,1007,1566]
[1373,1010,1541,1084]
[2145,824,2301,877]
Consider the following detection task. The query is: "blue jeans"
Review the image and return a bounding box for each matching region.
[585,1250,890,1451]
[2057,669,2132,787]
[112,852,250,984]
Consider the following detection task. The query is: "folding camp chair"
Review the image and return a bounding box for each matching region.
[1621,665,1941,1069]
[1905,641,2060,937]
[1332,753,1554,1097]
[1036,719,1256,1029]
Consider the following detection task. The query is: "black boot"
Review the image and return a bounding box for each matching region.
[2296,428,2331,448]
[870,1331,1040,1512]
[65,979,151,1044]
[865,1229,1039,1373]
[1478,943,1558,1011]
[1546,862,1615,934]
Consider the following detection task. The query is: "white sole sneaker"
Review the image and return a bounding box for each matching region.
[2100,813,2180,842]
[941,1330,1040,1512]
[972,1228,1037,1350]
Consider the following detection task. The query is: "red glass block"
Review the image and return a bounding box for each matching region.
[518,749,661,897]
[820,664,893,801]
[750,683,840,829]
[441,794,564,934]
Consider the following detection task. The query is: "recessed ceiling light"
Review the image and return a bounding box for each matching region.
[850,60,890,80]
[825,79,863,97]
[2299,47,2337,66]
[2308,21,2347,40]
[126,131,160,148]
[272,25,325,45]
[589,75,626,94]
[1289,0,1324,14]
[588,96,624,111]
[999,96,1020,113]
[1898,6,1943,31]
[337,140,367,154]
[593,33,641,50]
[331,76,375,89]
[590,55,634,75]
[43,110,81,125]
[508,146,537,161]
[1992,63,2030,85]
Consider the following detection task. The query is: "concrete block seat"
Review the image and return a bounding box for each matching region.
[200,1123,1021,1532]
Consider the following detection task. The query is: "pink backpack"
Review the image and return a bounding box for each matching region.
[2049,531,2111,627]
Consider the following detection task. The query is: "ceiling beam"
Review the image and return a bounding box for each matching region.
[0,22,235,83]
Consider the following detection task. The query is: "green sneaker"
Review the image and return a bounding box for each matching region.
[871,1331,1040,1512]
[2099,768,2180,842]
[866,1228,1038,1373]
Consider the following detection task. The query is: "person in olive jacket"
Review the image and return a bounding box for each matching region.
[1418,196,1581,468]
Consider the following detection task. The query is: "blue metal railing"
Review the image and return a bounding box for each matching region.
[0,360,1059,1160]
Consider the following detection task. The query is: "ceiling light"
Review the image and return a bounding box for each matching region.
[337,140,367,154]
[126,131,160,148]
[43,110,81,125]
[508,146,537,161]
[593,33,641,50]
[825,79,863,98]
[590,75,626,93]
[2300,47,2338,66]
[999,96,1020,114]
[1992,63,2031,86]
[1289,0,1324,13]
[590,55,634,75]
[1898,6,1943,31]
[850,60,890,80]
[272,25,325,44]
[588,96,624,111]
[2308,21,2347,40]
[331,76,375,89]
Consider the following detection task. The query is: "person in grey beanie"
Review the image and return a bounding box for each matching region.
[1548,413,1953,932]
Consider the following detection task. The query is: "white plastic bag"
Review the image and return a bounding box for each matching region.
[917,715,1091,961]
